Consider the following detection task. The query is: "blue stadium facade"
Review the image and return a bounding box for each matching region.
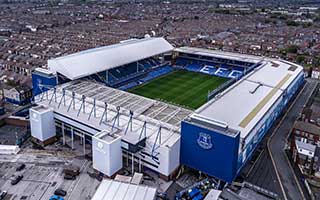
[32,68,57,96]
[181,121,240,183]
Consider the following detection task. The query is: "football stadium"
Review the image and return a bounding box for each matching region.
[30,37,305,183]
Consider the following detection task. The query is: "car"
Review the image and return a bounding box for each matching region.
[0,191,7,200]
[16,163,26,171]
[11,175,23,185]
[63,165,80,177]
[54,188,67,197]
[156,192,168,200]
[49,195,64,200]
[63,174,76,180]
[87,169,96,179]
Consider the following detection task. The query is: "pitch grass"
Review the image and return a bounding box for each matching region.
[129,70,228,110]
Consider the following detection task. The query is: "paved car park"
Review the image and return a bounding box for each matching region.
[0,145,100,200]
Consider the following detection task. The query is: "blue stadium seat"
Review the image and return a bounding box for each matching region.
[229,70,243,78]
[200,65,217,75]
[233,66,245,71]
[109,62,138,79]
[109,57,164,86]
[141,66,173,82]
[215,68,231,78]
[175,58,189,66]
[185,63,202,72]
[173,56,258,79]
[119,81,138,91]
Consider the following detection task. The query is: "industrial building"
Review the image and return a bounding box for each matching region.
[30,37,304,183]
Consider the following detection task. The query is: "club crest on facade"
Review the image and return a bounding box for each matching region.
[197,132,213,149]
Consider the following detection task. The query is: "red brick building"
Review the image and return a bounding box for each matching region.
[290,120,320,176]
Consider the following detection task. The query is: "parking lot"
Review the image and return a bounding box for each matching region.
[0,145,100,200]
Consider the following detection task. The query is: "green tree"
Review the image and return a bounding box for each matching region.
[286,45,299,54]
[286,20,299,26]
[296,55,305,64]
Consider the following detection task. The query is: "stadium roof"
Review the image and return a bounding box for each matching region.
[35,80,192,151]
[48,37,174,80]
[175,47,262,64]
[193,59,303,141]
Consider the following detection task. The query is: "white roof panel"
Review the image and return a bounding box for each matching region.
[48,37,173,80]
[195,80,283,138]
[246,60,302,90]
[91,179,156,200]
[194,59,303,139]
[204,189,222,200]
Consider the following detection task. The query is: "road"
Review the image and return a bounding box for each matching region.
[245,147,283,197]
[269,79,318,200]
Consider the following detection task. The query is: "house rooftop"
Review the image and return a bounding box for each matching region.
[294,121,320,136]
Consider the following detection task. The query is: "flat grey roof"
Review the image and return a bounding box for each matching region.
[294,121,320,136]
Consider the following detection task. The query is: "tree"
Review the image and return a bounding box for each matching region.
[296,55,305,64]
[286,45,299,54]
[286,20,299,26]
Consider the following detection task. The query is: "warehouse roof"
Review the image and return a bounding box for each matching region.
[48,37,174,80]
[194,59,303,140]
[91,179,156,200]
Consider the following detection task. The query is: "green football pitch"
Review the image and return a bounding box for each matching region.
[129,70,228,110]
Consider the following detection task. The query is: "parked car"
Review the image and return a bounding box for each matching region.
[11,175,23,185]
[54,188,67,197]
[64,174,76,180]
[16,163,26,171]
[87,169,96,179]
[0,191,7,200]
[156,192,168,200]
[63,165,80,177]
[49,195,64,200]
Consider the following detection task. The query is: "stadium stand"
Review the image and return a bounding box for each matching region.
[138,59,152,70]
[174,56,254,79]
[109,63,138,79]
[185,63,203,72]
[215,68,231,77]
[175,58,189,66]
[114,54,258,91]
[119,65,174,91]
[88,72,107,84]
[229,70,243,79]
[200,66,217,75]
[88,51,257,92]
[108,57,162,87]
[119,81,139,91]
[141,65,173,82]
